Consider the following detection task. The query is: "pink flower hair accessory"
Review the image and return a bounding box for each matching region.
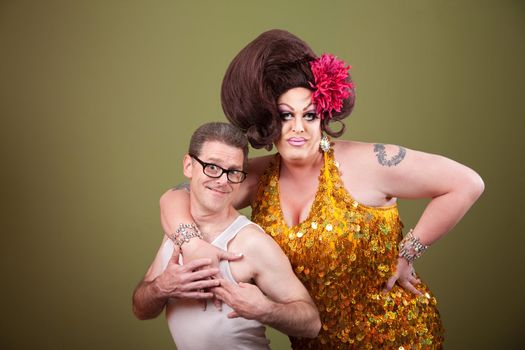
[309,53,353,120]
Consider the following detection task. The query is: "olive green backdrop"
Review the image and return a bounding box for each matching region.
[1,0,523,349]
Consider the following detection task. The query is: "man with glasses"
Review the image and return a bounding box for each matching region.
[132,122,320,349]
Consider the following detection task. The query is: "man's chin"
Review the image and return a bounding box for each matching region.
[203,190,232,209]
[203,200,229,213]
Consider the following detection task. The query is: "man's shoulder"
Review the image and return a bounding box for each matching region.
[235,218,266,238]
[231,219,278,251]
[247,154,276,179]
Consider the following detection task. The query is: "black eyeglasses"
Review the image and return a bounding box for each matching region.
[190,154,247,184]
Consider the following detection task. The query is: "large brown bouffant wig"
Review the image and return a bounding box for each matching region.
[221,29,355,149]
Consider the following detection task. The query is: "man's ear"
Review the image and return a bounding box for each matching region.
[182,154,193,178]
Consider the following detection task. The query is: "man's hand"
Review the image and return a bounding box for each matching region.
[155,248,220,299]
[213,279,272,319]
[383,257,422,295]
[179,238,244,311]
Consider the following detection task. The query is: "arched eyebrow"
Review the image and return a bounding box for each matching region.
[277,103,292,110]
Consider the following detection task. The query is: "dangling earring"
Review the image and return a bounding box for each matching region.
[319,134,330,152]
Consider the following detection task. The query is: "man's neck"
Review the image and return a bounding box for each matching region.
[190,204,239,242]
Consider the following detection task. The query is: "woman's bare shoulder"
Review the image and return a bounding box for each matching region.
[248,154,276,176]
[233,153,276,209]
[332,139,369,151]
[332,140,375,162]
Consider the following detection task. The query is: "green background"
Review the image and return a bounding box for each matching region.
[1,0,523,349]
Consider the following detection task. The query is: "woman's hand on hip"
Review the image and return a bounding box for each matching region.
[383,257,422,295]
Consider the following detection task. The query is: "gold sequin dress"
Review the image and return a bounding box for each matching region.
[251,150,444,349]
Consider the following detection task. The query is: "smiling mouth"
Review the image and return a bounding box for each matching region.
[206,186,231,195]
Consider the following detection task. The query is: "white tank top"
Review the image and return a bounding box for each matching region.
[160,215,271,350]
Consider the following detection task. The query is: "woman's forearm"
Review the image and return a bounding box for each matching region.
[160,188,203,257]
[160,187,194,235]
[159,188,243,263]
[411,171,484,246]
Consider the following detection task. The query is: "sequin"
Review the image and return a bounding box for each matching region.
[251,150,444,349]
[378,264,389,273]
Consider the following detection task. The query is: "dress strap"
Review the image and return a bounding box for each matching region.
[323,149,338,209]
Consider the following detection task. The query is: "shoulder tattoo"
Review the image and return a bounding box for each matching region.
[172,182,190,192]
[373,144,406,167]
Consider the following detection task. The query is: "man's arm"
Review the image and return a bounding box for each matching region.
[132,235,220,320]
[213,226,321,338]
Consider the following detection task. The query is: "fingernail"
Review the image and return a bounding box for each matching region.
[236,253,243,257]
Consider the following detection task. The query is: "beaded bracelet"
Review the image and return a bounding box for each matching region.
[172,223,203,247]
[398,229,428,263]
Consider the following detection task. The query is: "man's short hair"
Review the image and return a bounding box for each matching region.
[188,122,249,170]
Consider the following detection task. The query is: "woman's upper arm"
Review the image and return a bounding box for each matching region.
[333,140,483,201]
[375,144,484,200]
